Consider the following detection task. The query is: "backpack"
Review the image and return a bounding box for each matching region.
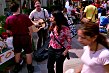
[33,38,50,62]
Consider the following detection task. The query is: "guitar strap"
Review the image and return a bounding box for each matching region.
[43,8,49,29]
[43,8,46,20]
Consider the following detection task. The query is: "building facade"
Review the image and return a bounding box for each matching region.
[0,0,51,15]
[0,0,74,15]
[0,0,6,15]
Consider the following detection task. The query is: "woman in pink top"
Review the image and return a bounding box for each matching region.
[47,11,72,73]
[75,23,109,73]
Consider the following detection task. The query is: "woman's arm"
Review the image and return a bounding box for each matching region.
[62,27,72,56]
[75,64,83,73]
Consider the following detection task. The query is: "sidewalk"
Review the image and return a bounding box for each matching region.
[3,34,84,73]
[63,49,83,73]
[16,48,83,73]
[17,35,84,73]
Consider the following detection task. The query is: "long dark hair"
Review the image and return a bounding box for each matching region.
[49,10,68,34]
[79,23,109,49]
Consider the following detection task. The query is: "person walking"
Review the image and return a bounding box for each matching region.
[75,23,109,73]
[4,2,34,73]
[67,2,73,16]
[29,0,49,50]
[81,1,98,23]
[47,10,72,73]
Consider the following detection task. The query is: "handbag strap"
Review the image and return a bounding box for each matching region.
[90,8,96,21]
[52,32,66,49]
[52,31,70,60]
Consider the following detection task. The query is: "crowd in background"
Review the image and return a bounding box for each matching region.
[0,0,109,73]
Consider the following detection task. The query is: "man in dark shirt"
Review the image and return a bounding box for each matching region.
[4,2,34,73]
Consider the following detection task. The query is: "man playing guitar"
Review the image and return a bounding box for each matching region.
[29,0,50,50]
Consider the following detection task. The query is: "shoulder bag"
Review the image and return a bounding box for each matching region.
[81,8,96,23]
[52,32,70,60]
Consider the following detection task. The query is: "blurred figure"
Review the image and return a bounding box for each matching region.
[29,0,49,50]
[81,1,98,23]
[75,23,109,73]
[67,3,73,16]
[4,2,34,73]
[65,0,69,9]
[47,11,72,73]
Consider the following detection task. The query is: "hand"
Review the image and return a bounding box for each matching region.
[35,25,42,28]
[62,50,68,56]
[49,17,54,22]
[75,64,83,73]
[80,17,83,20]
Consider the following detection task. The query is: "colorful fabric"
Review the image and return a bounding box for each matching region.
[49,26,72,49]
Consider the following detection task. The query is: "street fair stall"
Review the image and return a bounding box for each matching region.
[0,48,14,65]
[0,34,14,72]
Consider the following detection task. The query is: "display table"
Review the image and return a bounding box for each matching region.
[0,49,14,65]
[0,36,14,65]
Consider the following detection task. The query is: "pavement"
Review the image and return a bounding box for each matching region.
[16,32,109,73]
[12,35,83,73]
[4,24,109,73]
[2,36,83,73]
[17,33,109,73]
[3,23,84,73]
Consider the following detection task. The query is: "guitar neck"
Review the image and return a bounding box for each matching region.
[41,19,50,24]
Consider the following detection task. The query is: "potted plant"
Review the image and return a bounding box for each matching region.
[0,16,6,34]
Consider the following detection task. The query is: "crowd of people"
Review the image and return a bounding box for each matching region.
[1,0,109,73]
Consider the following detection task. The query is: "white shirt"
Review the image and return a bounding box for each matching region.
[29,8,49,21]
[67,6,73,15]
[29,8,49,29]
[81,46,109,73]
[5,37,13,49]
[65,1,69,9]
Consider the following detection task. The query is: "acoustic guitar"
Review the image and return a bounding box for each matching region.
[31,19,49,32]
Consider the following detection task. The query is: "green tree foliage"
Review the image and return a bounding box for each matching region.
[0,16,6,34]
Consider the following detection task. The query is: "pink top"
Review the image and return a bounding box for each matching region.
[81,46,109,73]
[49,25,72,49]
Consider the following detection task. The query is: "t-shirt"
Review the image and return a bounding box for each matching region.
[98,8,102,13]
[5,14,33,35]
[81,46,109,73]
[5,37,13,49]
[29,8,49,29]
[100,16,109,26]
[29,8,49,21]
[94,4,100,8]
[67,6,73,15]
[84,5,98,22]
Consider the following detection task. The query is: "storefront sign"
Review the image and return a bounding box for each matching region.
[0,49,14,65]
